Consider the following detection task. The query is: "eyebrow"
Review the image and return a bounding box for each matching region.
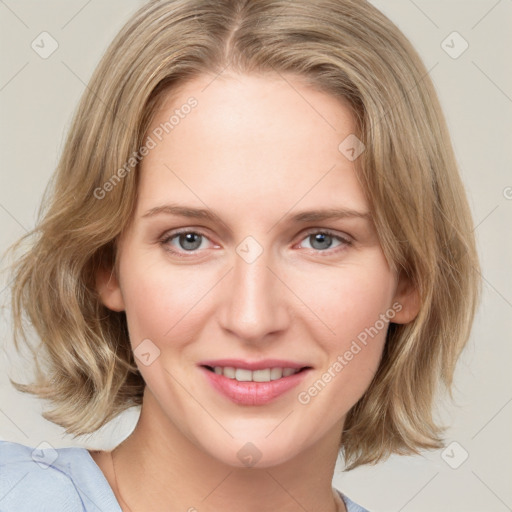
[142,204,371,224]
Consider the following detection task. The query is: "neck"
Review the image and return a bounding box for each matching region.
[111,388,345,512]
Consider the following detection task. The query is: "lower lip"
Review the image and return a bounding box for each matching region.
[199,367,310,405]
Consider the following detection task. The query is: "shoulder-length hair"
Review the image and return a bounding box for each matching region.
[7,0,479,469]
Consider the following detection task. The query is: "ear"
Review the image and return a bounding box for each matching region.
[96,265,125,312]
[391,271,421,324]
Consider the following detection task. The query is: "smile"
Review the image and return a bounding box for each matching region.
[198,360,312,405]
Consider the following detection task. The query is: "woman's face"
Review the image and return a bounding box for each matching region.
[99,72,416,468]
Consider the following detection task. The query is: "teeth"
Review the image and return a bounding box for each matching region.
[235,368,252,381]
[223,366,236,379]
[212,366,301,382]
[270,368,283,380]
[253,369,270,382]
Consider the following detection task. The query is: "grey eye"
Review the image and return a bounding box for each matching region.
[176,232,203,251]
[306,233,336,251]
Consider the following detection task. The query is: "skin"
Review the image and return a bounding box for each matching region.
[92,72,419,512]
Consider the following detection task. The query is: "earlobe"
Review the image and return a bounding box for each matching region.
[96,266,125,312]
[392,275,421,324]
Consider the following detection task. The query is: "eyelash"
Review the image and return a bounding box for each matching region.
[159,228,352,258]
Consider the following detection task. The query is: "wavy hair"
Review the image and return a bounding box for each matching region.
[6,0,480,469]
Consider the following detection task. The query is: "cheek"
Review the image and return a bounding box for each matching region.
[291,256,395,399]
[117,256,178,346]
[293,258,395,342]
[117,255,210,405]
[118,252,216,355]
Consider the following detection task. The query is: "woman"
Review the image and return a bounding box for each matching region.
[1,1,479,510]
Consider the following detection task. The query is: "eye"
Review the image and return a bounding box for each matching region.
[297,229,352,254]
[159,228,352,258]
[160,229,215,256]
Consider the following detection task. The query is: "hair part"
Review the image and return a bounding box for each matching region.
[6,0,480,469]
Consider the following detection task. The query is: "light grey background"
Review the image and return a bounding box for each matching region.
[1,1,511,511]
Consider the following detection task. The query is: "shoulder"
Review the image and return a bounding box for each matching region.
[336,488,371,512]
[0,440,85,511]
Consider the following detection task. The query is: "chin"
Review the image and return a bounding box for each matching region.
[194,430,306,469]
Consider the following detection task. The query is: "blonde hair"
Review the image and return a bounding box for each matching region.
[6,0,480,469]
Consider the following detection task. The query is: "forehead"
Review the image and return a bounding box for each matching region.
[136,72,367,218]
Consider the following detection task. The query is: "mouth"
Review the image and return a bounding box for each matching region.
[198,360,313,405]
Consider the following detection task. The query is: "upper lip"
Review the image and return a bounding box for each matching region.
[198,359,312,371]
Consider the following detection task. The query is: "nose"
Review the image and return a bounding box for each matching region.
[218,243,291,344]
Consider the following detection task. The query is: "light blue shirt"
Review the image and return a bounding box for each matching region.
[0,440,369,511]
